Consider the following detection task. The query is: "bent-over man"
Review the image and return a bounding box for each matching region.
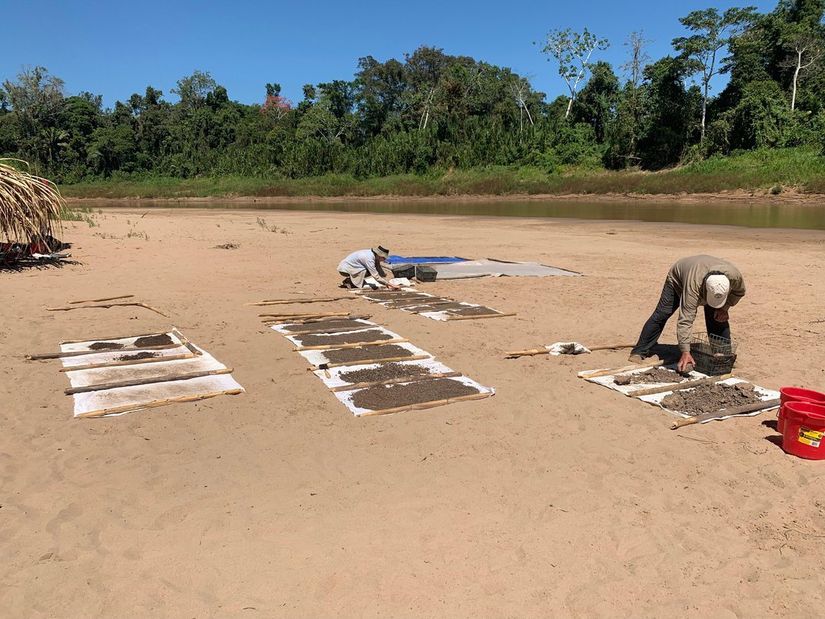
[630,255,746,372]
[337,245,398,289]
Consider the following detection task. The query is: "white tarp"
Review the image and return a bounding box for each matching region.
[637,377,779,420]
[332,375,495,417]
[279,325,403,348]
[312,357,456,390]
[434,258,580,279]
[295,340,431,367]
[60,331,243,418]
[583,366,707,396]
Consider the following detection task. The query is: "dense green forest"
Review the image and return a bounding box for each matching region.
[1,0,824,188]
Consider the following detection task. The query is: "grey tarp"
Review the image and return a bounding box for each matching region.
[433,258,580,280]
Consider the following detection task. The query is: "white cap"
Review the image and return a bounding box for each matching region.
[705,274,730,308]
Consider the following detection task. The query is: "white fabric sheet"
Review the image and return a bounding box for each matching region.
[434,259,580,279]
[312,357,456,390]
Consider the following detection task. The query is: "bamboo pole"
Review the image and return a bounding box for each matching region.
[59,331,167,345]
[259,311,351,318]
[247,296,354,306]
[75,388,243,419]
[46,302,169,317]
[295,338,408,352]
[359,391,493,417]
[68,294,135,304]
[671,398,781,430]
[578,358,665,379]
[263,314,372,325]
[308,354,431,370]
[65,367,233,395]
[170,328,203,357]
[281,323,382,336]
[507,343,635,358]
[630,374,735,398]
[445,312,516,321]
[61,352,195,372]
[329,371,462,392]
[28,342,181,361]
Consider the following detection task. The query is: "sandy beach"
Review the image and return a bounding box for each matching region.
[2,206,824,618]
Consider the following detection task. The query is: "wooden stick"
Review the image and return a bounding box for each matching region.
[505,347,549,358]
[671,398,781,430]
[75,388,243,419]
[28,342,181,361]
[61,352,195,372]
[170,328,203,357]
[66,367,233,395]
[330,371,462,392]
[359,391,493,417]
[445,312,517,321]
[68,294,135,304]
[59,331,166,345]
[247,296,354,306]
[46,302,169,317]
[295,338,408,352]
[590,344,635,351]
[308,354,431,370]
[630,374,734,398]
[259,311,351,318]
[578,359,665,379]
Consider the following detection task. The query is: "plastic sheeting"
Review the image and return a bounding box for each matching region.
[434,258,580,279]
[60,330,243,418]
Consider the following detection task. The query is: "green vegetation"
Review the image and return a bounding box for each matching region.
[58,147,825,198]
[1,0,824,197]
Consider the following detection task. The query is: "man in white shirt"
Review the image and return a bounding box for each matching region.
[337,245,399,289]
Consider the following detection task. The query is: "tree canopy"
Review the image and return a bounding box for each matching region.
[1,0,824,181]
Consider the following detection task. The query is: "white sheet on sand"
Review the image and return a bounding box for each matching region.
[295,341,431,367]
[270,318,375,336]
[279,325,403,348]
[332,375,495,417]
[60,333,243,418]
[434,259,580,279]
[583,367,779,420]
[312,357,456,390]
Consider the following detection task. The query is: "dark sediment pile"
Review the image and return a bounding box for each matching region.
[297,329,393,347]
[116,352,159,361]
[351,378,480,411]
[339,362,437,384]
[662,382,761,416]
[323,344,416,364]
[614,368,684,386]
[282,319,369,333]
[134,334,174,348]
[89,341,125,350]
[446,305,499,316]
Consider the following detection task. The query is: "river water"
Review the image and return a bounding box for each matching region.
[108,199,825,230]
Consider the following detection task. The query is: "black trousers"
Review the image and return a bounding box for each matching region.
[631,279,731,356]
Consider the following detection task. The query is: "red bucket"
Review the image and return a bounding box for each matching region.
[782,402,825,460]
[778,387,825,434]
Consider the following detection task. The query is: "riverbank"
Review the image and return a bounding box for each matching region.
[2,208,824,617]
[60,147,825,203]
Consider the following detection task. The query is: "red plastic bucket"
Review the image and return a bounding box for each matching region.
[782,402,825,460]
[778,387,825,434]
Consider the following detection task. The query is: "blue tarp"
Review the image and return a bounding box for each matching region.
[387,256,468,265]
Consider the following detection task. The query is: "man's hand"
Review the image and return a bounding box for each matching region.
[387,283,400,290]
[714,307,729,322]
[678,352,696,373]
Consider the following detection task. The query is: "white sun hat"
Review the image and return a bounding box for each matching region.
[705,274,730,308]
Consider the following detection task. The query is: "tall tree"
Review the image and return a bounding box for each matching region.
[781,26,823,110]
[540,28,609,118]
[673,6,757,141]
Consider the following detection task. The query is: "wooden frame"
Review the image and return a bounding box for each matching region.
[75,389,243,419]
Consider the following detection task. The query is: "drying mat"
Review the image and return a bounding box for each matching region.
[296,341,431,367]
[332,375,494,417]
[355,289,511,322]
[59,331,243,418]
[583,365,707,396]
[312,357,455,390]
[280,325,403,349]
[275,318,376,334]
[581,366,779,420]
[269,318,494,416]
[636,377,779,420]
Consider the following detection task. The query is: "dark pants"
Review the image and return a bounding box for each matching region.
[631,279,731,356]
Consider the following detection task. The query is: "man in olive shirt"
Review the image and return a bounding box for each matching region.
[630,255,746,373]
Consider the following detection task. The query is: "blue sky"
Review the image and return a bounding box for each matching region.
[3,0,778,108]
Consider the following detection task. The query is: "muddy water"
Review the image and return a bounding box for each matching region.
[96,199,825,230]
